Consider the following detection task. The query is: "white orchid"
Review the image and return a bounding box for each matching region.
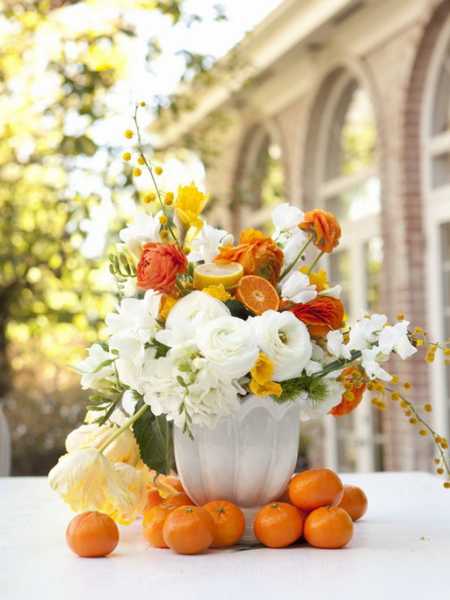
[75,343,116,391]
[327,330,352,360]
[272,203,304,238]
[188,223,233,263]
[156,291,230,346]
[361,347,392,381]
[119,210,162,256]
[251,310,312,381]
[196,316,258,380]
[348,314,387,351]
[378,321,417,360]
[281,271,317,304]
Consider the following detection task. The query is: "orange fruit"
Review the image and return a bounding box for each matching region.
[253,502,304,548]
[143,504,175,548]
[337,485,368,521]
[145,489,164,511]
[203,500,245,548]
[288,469,343,512]
[66,511,119,558]
[304,506,353,549]
[162,492,194,509]
[163,506,214,555]
[235,275,280,315]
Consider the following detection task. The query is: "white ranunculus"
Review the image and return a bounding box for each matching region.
[298,379,344,422]
[65,423,140,466]
[272,203,304,238]
[251,310,312,381]
[119,210,161,256]
[378,321,417,360]
[75,343,116,391]
[196,316,258,379]
[281,271,317,304]
[155,291,230,346]
[188,224,234,263]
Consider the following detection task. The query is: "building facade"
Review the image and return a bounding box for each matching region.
[157,0,450,472]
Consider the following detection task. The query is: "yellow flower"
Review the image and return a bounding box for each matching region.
[159,295,178,321]
[202,284,231,302]
[106,463,148,525]
[65,424,140,466]
[249,352,282,397]
[301,266,328,291]
[174,183,208,229]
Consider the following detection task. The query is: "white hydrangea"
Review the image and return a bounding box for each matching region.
[75,343,116,391]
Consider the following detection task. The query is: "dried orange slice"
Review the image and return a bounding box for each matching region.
[235,275,280,315]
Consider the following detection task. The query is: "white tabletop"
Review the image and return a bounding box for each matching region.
[1,472,449,600]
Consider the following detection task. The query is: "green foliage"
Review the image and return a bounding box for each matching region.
[133,403,174,474]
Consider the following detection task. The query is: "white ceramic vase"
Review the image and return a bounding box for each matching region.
[174,395,301,544]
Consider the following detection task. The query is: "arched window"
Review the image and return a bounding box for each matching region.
[234,126,285,234]
[309,69,384,472]
[424,16,450,444]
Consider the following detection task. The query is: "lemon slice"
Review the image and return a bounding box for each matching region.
[193,262,243,289]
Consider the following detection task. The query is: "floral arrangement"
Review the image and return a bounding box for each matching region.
[49,104,450,537]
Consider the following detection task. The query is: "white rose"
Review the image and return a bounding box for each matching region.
[251,310,312,381]
[196,316,258,379]
[281,271,317,304]
[155,291,230,346]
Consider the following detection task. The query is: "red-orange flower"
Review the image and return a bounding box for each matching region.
[299,209,341,253]
[214,229,283,285]
[137,243,187,294]
[330,366,366,416]
[290,296,344,337]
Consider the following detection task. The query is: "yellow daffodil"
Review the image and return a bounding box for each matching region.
[174,183,208,229]
[249,352,282,397]
[301,266,328,291]
[159,295,178,321]
[65,423,140,466]
[202,284,231,302]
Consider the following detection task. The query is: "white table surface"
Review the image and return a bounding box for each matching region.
[1,472,449,600]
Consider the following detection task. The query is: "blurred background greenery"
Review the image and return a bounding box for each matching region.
[0,0,281,475]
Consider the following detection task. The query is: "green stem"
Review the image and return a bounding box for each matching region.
[307,250,325,274]
[132,105,180,247]
[280,237,313,279]
[97,403,148,454]
[315,350,362,379]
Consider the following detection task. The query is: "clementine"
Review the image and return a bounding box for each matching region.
[162,492,194,508]
[288,469,343,512]
[304,506,353,549]
[337,485,368,521]
[66,511,119,558]
[163,506,214,555]
[203,500,245,548]
[254,502,304,548]
[143,504,175,548]
[145,489,164,511]
[235,275,280,315]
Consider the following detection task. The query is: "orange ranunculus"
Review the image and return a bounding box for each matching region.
[214,228,283,285]
[330,367,366,417]
[290,296,344,337]
[299,209,341,253]
[137,243,187,294]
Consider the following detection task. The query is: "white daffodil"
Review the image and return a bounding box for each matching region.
[348,314,388,351]
[298,379,344,422]
[272,203,304,239]
[327,330,352,360]
[378,320,417,360]
[196,316,258,380]
[281,271,317,304]
[361,347,392,381]
[188,223,233,263]
[155,291,230,346]
[65,424,140,466]
[48,448,129,514]
[119,210,161,256]
[251,310,312,381]
[75,343,116,391]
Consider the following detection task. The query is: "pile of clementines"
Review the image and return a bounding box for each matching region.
[65,468,367,558]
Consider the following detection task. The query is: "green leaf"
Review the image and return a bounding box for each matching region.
[225,299,252,319]
[132,405,174,474]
